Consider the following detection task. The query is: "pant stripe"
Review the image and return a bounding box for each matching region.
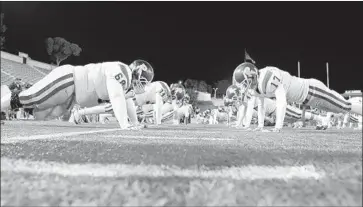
[162,110,175,122]
[105,104,113,112]
[65,93,75,110]
[286,108,301,120]
[286,107,301,118]
[303,86,351,111]
[350,115,358,123]
[306,91,351,111]
[19,73,73,101]
[22,81,74,107]
[105,108,113,113]
[309,86,351,107]
[144,111,154,117]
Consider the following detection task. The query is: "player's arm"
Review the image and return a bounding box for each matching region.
[154,90,163,125]
[257,97,266,129]
[236,101,247,127]
[126,98,139,125]
[106,75,130,129]
[243,95,257,128]
[274,84,287,129]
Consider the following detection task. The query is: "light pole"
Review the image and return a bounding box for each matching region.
[212,88,218,99]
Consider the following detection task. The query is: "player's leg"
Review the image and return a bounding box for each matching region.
[342,113,350,129]
[71,103,113,124]
[1,85,12,112]
[303,79,361,115]
[285,105,302,121]
[171,100,180,125]
[160,102,175,123]
[355,115,362,130]
[17,65,75,120]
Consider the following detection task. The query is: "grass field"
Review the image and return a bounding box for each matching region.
[1,120,362,206]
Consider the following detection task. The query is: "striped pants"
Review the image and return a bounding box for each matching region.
[302,79,361,115]
[19,65,75,120]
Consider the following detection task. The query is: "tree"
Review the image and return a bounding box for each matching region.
[198,80,208,92]
[185,87,198,106]
[215,79,231,98]
[207,84,213,94]
[45,37,82,66]
[184,79,199,90]
[1,13,7,50]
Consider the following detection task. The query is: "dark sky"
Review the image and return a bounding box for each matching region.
[1,1,363,93]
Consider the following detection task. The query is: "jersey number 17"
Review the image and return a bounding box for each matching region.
[270,75,281,89]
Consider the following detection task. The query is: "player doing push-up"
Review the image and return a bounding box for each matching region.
[232,62,362,132]
[1,59,154,130]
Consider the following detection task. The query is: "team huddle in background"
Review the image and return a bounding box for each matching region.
[1,58,362,131]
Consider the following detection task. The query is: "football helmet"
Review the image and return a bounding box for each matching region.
[129,59,154,94]
[226,85,242,102]
[170,83,185,100]
[183,93,190,104]
[232,62,259,93]
[224,97,233,107]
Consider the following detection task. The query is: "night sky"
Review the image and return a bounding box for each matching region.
[1,1,363,93]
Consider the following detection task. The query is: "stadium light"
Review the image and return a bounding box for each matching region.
[213,88,218,99]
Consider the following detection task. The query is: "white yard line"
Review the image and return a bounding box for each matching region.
[1,158,325,181]
[1,128,235,144]
[104,135,234,141]
[1,128,122,144]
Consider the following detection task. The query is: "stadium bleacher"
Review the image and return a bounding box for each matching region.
[1,58,50,85]
[33,66,52,75]
[1,70,16,86]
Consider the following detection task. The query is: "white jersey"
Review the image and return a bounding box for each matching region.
[133,81,171,106]
[253,66,309,103]
[73,61,132,107]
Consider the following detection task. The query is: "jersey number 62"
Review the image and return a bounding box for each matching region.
[115,73,127,88]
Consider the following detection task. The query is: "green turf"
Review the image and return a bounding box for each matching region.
[1,121,362,206]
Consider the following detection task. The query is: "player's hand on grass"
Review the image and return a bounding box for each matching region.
[262,128,281,133]
[120,124,140,130]
[253,127,264,131]
[238,126,253,131]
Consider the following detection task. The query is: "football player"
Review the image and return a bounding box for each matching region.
[132,82,189,125]
[178,93,193,124]
[136,101,175,124]
[169,83,190,125]
[70,67,157,126]
[233,62,362,132]
[225,85,325,129]
[1,59,154,130]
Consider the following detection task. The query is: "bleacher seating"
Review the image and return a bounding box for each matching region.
[33,66,52,75]
[1,58,49,85]
[1,71,16,86]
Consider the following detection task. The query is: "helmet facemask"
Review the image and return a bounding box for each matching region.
[131,64,151,94]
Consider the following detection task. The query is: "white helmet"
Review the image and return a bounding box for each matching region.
[129,59,154,94]
[232,62,259,94]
